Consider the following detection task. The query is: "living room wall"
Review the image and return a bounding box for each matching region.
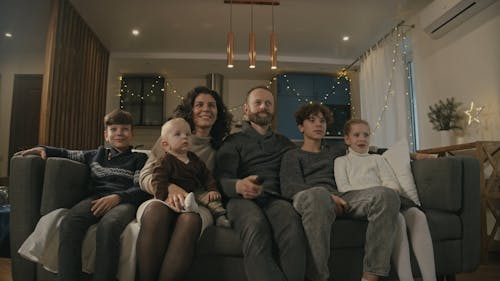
[105,65,269,149]
[0,52,45,178]
[411,1,500,149]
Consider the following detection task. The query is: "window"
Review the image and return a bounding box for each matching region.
[120,76,164,126]
[276,73,351,140]
[325,104,351,137]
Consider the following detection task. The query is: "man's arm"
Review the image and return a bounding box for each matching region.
[215,138,241,198]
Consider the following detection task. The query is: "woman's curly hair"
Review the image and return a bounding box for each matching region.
[174,86,233,149]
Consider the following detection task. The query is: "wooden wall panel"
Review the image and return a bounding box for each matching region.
[39,0,109,149]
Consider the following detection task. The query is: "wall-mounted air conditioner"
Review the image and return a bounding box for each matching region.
[420,0,497,39]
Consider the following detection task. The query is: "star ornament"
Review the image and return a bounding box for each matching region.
[464,101,484,125]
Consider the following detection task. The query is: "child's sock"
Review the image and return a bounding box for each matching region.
[182,192,199,213]
[216,215,231,228]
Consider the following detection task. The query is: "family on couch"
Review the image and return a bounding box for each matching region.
[15,85,436,281]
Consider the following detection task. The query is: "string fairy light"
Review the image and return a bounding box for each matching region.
[119,75,278,117]
[281,74,351,105]
[334,69,357,118]
[119,75,167,109]
[365,25,415,148]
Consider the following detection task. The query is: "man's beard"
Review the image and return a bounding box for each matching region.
[248,111,274,126]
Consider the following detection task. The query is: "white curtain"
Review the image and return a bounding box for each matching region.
[359,29,413,148]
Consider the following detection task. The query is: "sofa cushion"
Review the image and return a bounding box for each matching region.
[382,138,421,206]
[331,218,368,248]
[197,226,243,257]
[198,219,370,255]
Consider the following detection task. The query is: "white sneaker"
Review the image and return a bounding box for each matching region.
[182,192,199,213]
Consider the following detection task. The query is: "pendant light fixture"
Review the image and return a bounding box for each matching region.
[224,1,280,69]
[270,1,277,69]
[249,1,256,69]
[227,0,234,68]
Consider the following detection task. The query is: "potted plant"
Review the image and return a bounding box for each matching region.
[427,97,463,145]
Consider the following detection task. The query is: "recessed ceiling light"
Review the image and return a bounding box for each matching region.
[5,32,13,38]
[342,36,350,41]
[131,29,140,36]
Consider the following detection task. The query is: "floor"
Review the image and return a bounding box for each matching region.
[0,254,499,281]
[0,258,11,281]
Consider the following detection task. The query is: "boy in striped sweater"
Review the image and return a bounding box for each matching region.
[15,109,150,281]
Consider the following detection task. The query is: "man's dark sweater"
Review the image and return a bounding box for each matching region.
[42,145,150,206]
[279,146,344,199]
[215,122,297,198]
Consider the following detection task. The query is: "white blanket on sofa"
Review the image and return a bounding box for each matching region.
[17,204,213,281]
[18,208,140,281]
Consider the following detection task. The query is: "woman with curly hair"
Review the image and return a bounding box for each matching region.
[136,86,232,281]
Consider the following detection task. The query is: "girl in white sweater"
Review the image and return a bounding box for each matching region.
[334,119,436,281]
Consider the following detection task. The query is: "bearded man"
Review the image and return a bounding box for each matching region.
[215,86,307,281]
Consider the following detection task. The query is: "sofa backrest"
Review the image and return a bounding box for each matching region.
[411,157,463,212]
[40,157,89,216]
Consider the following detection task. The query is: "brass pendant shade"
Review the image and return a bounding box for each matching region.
[227,31,234,68]
[270,32,277,69]
[225,0,279,69]
[249,31,256,68]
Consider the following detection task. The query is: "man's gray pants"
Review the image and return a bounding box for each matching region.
[227,197,307,281]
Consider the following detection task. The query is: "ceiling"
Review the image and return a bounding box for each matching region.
[1,0,433,79]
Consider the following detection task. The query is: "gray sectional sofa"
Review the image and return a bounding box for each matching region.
[9,155,480,281]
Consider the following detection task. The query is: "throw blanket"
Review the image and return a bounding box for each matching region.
[18,208,139,281]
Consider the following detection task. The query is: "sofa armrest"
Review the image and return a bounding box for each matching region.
[9,155,45,281]
[412,156,480,272]
[456,156,480,272]
[40,157,89,215]
[412,157,464,211]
